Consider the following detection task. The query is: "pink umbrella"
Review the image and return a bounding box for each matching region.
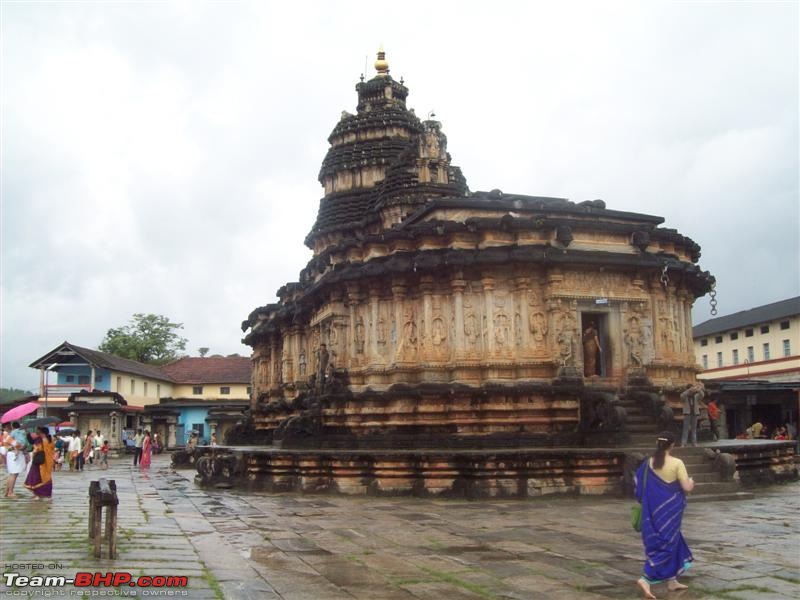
[1,401,40,424]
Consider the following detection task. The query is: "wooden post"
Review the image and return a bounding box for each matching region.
[106,480,118,559]
[89,478,118,559]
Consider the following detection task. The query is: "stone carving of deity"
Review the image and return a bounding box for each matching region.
[659,317,675,353]
[298,351,307,376]
[556,329,574,366]
[311,328,321,355]
[431,317,446,346]
[554,311,577,366]
[529,312,547,343]
[354,317,366,354]
[514,313,523,347]
[464,313,480,347]
[257,357,269,386]
[315,343,329,392]
[494,312,511,348]
[395,307,418,359]
[376,317,387,345]
[624,317,644,367]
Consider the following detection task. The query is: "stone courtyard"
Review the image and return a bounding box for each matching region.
[1,453,798,600]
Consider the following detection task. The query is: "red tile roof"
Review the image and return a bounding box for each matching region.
[161,356,252,384]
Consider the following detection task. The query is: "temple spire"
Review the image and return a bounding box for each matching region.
[374,45,389,77]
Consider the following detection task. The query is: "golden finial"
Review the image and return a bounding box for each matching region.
[374,45,389,77]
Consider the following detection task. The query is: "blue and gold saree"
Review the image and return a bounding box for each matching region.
[634,459,693,583]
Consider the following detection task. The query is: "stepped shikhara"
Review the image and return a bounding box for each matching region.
[232,50,724,495]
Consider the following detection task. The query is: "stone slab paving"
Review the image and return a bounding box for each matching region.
[1,453,798,599]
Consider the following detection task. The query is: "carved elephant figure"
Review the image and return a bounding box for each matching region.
[581,391,626,432]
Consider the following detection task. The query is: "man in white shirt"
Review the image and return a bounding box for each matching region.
[68,430,84,471]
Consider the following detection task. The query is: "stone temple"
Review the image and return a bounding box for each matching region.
[191,51,795,496]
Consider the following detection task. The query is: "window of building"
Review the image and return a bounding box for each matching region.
[130,379,135,394]
[732,349,739,365]
[702,355,708,369]
[763,343,770,360]
[78,375,90,385]
[96,374,103,382]
[730,332,738,341]
[116,376,122,391]
[745,328,754,337]
[760,325,769,334]
[157,384,161,398]
[700,338,708,347]
[714,336,723,344]
[780,320,790,330]
[144,382,148,397]
[747,346,754,362]
[716,352,723,368]
[784,339,791,357]
[192,386,203,395]
[246,386,252,395]
[220,386,231,395]
[65,375,75,383]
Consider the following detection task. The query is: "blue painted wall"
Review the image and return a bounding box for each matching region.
[178,407,210,444]
[56,367,111,391]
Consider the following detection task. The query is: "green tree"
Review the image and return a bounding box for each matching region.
[99,313,188,364]
[0,387,35,403]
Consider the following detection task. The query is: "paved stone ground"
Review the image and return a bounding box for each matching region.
[1,453,798,600]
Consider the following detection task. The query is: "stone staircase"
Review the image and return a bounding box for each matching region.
[617,393,660,448]
[617,392,753,502]
[669,446,753,502]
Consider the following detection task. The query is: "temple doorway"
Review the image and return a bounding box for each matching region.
[581,313,610,377]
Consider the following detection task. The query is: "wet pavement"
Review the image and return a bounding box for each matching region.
[1,453,798,599]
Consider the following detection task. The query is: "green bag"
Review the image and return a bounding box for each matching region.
[631,460,649,532]
[631,504,642,532]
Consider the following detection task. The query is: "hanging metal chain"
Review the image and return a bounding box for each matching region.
[709,284,718,316]
[660,264,669,289]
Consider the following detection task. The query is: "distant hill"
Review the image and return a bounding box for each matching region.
[0,387,35,404]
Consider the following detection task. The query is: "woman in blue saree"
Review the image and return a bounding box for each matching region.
[634,431,694,599]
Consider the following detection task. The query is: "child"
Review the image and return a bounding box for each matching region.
[54,449,64,471]
[99,440,110,469]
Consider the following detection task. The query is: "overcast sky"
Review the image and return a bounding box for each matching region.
[2,1,798,391]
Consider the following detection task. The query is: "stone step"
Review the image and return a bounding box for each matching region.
[691,481,740,496]
[689,491,755,503]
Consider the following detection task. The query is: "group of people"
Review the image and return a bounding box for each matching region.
[1,422,57,499]
[737,421,796,440]
[1,424,115,500]
[56,429,110,472]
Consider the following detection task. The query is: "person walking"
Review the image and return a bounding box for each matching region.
[133,429,144,466]
[139,431,152,469]
[71,430,84,471]
[83,431,94,467]
[634,431,695,599]
[680,382,704,447]
[706,398,721,441]
[24,428,54,500]
[2,422,28,498]
[98,440,110,469]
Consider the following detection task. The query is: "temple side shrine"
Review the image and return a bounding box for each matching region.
[192,51,796,496]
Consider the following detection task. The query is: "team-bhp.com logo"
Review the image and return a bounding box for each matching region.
[3,572,188,595]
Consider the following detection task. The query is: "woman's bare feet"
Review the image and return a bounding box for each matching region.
[637,578,657,599]
[667,580,688,591]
